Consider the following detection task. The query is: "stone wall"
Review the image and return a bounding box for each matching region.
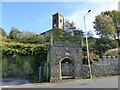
[83,56,119,78]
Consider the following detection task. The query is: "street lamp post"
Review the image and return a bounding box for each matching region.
[84,10,92,78]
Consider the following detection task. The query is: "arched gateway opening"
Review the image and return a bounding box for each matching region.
[61,58,75,79]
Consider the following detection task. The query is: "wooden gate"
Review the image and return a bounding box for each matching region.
[61,58,74,79]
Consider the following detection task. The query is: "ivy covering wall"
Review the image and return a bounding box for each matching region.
[1,41,48,81]
[2,42,48,55]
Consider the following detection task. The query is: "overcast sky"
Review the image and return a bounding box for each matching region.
[1,0,119,37]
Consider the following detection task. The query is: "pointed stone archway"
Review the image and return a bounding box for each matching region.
[59,57,75,79]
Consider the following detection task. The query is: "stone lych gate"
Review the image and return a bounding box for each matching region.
[50,40,83,81]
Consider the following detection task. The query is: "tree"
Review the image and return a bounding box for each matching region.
[9,27,21,39]
[94,37,118,57]
[102,10,120,44]
[18,31,45,44]
[94,10,120,40]
[64,20,84,36]
[0,27,7,37]
[64,20,76,31]
[102,10,120,29]
[51,20,83,42]
[52,27,83,42]
[87,36,96,52]
[74,29,84,36]
[94,15,116,38]
[52,28,67,42]
[68,29,83,42]
[64,20,77,36]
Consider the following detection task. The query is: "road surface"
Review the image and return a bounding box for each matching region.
[1,76,118,88]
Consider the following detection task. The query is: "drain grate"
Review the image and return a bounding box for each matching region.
[80,83,89,85]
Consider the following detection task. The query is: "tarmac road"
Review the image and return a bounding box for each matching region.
[1,76,119,88]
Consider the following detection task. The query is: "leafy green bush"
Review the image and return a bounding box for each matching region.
[94,37,118,56]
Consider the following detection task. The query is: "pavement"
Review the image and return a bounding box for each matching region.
[0,76,119,88]
[0,78,30,86]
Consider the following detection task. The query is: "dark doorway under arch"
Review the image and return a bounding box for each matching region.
[61,58,74,79]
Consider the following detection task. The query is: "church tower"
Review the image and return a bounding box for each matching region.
[52,12,64,29]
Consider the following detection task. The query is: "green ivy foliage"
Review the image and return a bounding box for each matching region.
[1,42,49,80]
[2,42,48,56]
